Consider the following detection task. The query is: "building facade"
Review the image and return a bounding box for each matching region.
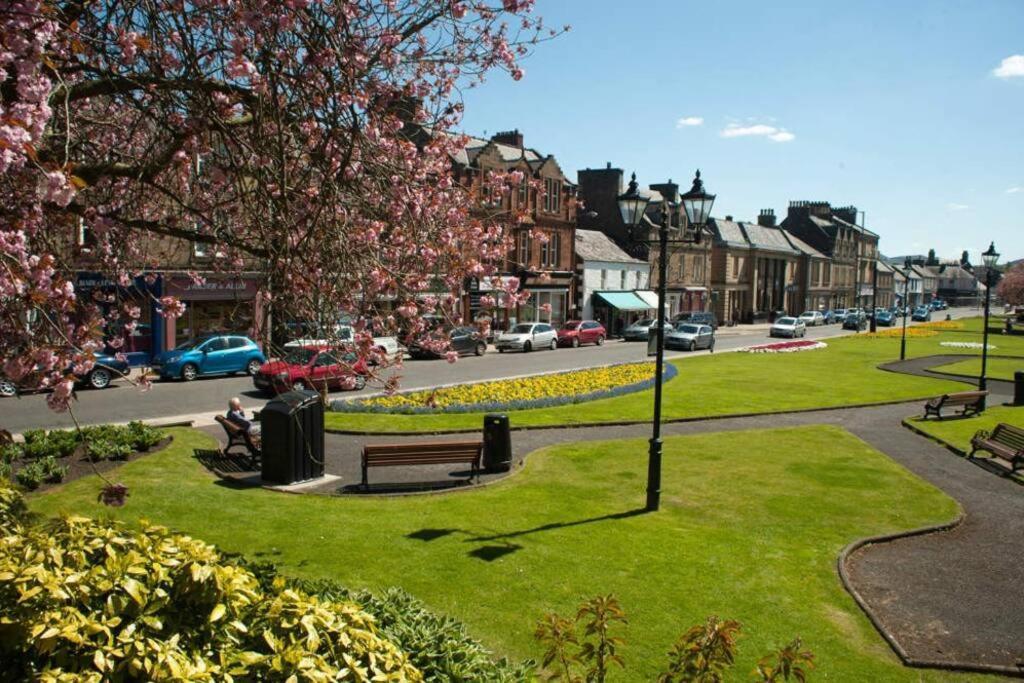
[452,130,577,330]
[574,229,653,334]
[779,201,860,309]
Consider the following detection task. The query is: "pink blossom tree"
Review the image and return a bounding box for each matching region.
[2,0,566,413]
[996,263,1024,307]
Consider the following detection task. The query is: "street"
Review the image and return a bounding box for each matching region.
[0,309,977,432]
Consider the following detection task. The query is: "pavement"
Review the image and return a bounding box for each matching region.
[0,307,980,434]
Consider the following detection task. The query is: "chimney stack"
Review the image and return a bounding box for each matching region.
[757,208,776,227]
[491,128,524,148]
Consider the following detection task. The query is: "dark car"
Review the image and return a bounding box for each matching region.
[842,313,867,331]
[0,352,129,398]
[672,311,719,330]
[557,320,607,347]
[253,346,367,395]
[911,306,932,322]
[408,326,486,359]
[874,310,895,326]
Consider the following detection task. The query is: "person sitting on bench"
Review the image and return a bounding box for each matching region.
[227,397,261,436]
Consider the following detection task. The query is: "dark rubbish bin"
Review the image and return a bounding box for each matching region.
[1015,371,1024,407]
[483,414,512,472]
[261,390,325,485]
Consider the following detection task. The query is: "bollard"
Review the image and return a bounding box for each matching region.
[1015,371,1024,407]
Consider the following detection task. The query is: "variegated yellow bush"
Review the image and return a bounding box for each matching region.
[0,480,420,682]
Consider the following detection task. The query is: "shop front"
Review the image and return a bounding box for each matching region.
[515,272,574,329]
[592,291,655,337]
[75,272,165,366]
[164,274,264,349]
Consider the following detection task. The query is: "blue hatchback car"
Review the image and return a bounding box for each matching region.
[151,334,266,381]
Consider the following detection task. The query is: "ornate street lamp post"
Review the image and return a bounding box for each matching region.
[900,256,912,361]
[618,170,715,512]
[979,242,999,408]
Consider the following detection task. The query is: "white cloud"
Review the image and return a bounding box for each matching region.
[946,202,970,211]
[1006,186,1023,194]
[676,116,704,128]
[720,123,795,142]
[993,54,1024,79]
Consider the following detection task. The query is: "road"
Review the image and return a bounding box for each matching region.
[0,308,978,432]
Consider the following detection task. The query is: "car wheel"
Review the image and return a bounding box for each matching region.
[572,337,580,348]
[0,378,16,397]
[354,375,367,390]
[523,341,532,353]
[246,359,262,375]
[498,348,505,353]
[475,342,486,356]
[596,335,605,346]
[549,338,557,351]
[87,368,112,390]
[180,363,199,381]
[688,341,696,352]
[292,380,308,392]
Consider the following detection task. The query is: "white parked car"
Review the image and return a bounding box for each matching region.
[769,317,807,338]
[798,311,824,326]
[285,323,402,359]
[496,323,558,352]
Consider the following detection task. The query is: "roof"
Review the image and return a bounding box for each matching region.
[708,217,750,249]
[831,214,879,238]
[780,230,827,258]
[876,260,895,273]
[741,223,801,255]
[575,230,646,264]
[910,264,936,279]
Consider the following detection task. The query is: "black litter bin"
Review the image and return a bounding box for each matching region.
[483,414,512,472]
[260,390,325,485]
[1015,371,1024,407]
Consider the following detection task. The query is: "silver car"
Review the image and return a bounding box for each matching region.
[665,323,715,351]
[769,317,807,338]
[496,323,558,352]
[623,318,673,341]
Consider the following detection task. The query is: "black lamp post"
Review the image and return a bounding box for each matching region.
[979,242,999,406]
[618,170,715,512]
[900,256,912,361]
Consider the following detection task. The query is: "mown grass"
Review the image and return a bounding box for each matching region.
[906,405,1024,453]
[930,357,1024,382]
[29,425,985,681]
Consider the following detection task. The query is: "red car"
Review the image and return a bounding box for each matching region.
[556,320,606,348]
[253,346,367,396]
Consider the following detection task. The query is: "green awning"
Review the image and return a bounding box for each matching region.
[594,291,654,311]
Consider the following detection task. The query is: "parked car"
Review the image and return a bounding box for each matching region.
[496,323,557,352]
[842,312,867,331]
[0,352,130,398]
[151,334,266,381]
[874,310,896,326]
[798,311,825,327]
[285,322,401,360]
[253,346,367,395]
[831,308,847,324]
[557,320,607,347]
[820,310,835,324]
[931,299,947,310]
[665,323,716,351]
[769,317,807,338]
[623,318,673,341]
[912,306,932,322]
[672,311,719,330]
[409,326,486,359]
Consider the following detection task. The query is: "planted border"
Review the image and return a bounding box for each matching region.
[330,362,677,415]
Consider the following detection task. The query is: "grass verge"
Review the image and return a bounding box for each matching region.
[28,425,986,681]
[929,357,1024,382]
[904,405,1024,453]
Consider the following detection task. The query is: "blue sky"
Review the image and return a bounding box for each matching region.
[459,0,1024,264]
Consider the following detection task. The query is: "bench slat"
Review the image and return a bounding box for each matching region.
[361,440,484,488]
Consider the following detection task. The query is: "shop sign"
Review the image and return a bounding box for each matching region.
[167,275,258,301]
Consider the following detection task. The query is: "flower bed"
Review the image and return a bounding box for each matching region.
[744,340,827,354]
[939,341,997,350]
[918,320,964,331]
[331,362,675,414]
[862,327,938,339]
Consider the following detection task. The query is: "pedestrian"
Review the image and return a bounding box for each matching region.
[226,397,261,436]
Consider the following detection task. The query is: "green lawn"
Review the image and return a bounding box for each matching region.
[905,405,1024,453]
[29,425,985,681]
[930,357,1024,382]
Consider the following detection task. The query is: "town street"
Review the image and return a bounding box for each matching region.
[0,308,979,433]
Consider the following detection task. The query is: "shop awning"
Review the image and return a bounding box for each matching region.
[594,291,654,311]
[634,290,661,309]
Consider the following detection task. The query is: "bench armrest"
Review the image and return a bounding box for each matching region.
[970,429,991,447]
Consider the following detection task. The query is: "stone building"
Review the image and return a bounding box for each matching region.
[779,201,860,309]
[874,260,896,309]
[574,229,653,334]
[451,130,577,329]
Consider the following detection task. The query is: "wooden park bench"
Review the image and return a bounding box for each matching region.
[922,390,988,420]
[214,415,261,463]
[361,441,483,489]
[969,423,1024,473]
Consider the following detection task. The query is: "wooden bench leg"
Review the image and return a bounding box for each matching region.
[361,461,368,490]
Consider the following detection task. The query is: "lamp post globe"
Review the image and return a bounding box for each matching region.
[617,172,651,230]
[679,170,716,240]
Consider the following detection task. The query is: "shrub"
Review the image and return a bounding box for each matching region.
[84,438,133,462]
[0,489,420,681]
[13,457,66,490]
[126,420,163,450]
[296,580,534,682]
